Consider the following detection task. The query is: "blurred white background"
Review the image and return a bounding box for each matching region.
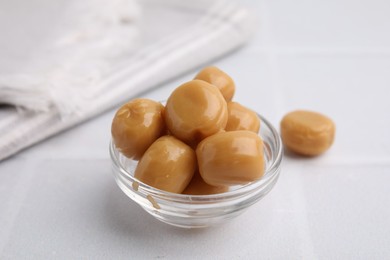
[1,0,390,259]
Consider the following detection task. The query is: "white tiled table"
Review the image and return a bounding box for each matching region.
[1,0,390,259]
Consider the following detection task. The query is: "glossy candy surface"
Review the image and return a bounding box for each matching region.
[134,136,196,193]
[194,66,235,101]
[280,110,335,156]
[111,99,165,160]
[196,131,265,186]
[164,80,228,146]
[225,102,260,133]
[182,171,228,195]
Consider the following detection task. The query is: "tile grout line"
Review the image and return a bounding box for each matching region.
[0,159,42,255]
[258,1,316,258]
[241,46,390,57]
[258,1,285,120]
[282,156,390,167]
[288,170,318,259]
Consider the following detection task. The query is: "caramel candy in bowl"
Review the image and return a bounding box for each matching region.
[134,136,196,193]
[196,131,265,186]
[164,80,228,146]
[194,66,235,102]
[111,99,165,160]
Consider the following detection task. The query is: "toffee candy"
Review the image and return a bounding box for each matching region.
[111,99,165,160]
[182,171,228,195]
[226,102,260,133]
[134,136,196,193]
[196,131,265,186]
[164,80,228,146]
[280,110,335,156]
[194,66,235,101]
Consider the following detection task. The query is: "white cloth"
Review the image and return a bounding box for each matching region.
[0,0,255,161]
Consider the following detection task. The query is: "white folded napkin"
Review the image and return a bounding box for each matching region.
[0,0,255,161]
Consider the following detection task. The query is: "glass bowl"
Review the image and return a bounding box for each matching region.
[110,114,283,228]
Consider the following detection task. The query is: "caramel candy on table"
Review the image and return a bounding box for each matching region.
[182,171,228,195]
[111,99,165,160]
[280,110,335,156]
[164,80,228,146]
[134,136,196,193]
[225,102,260,133]
[196,131,265,186]
[194,66,235,101]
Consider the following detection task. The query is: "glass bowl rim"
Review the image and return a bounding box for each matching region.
[110,113,283,202]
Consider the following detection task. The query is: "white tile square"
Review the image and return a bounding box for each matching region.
[277,55,390,162]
